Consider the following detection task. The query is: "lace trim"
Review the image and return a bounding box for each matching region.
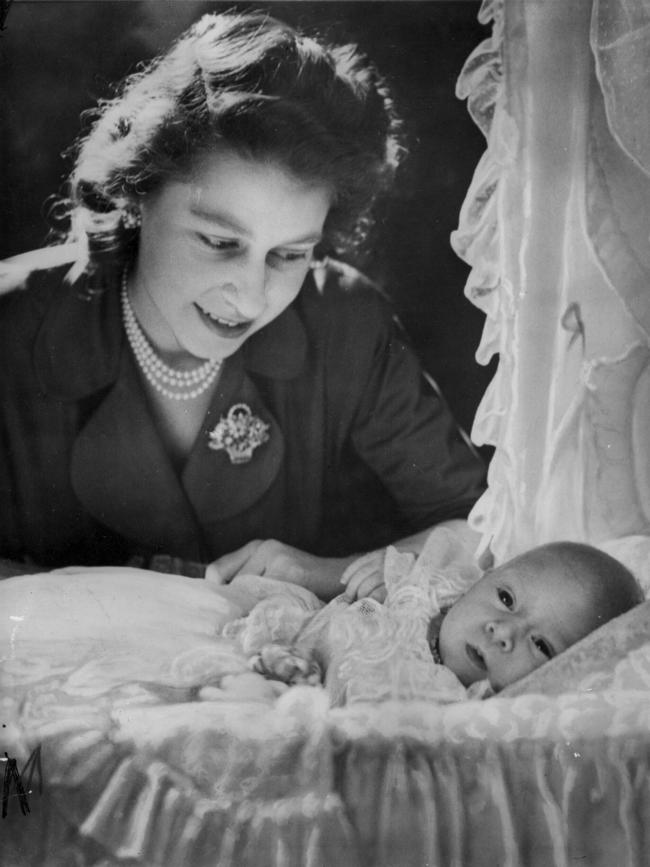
[449,0,516,563]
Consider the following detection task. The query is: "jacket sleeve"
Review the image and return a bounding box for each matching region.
[324,282,487,531]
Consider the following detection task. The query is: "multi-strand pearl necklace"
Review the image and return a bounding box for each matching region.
[121,272,222,401]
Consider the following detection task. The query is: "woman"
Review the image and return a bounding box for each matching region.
[0,11,485,598]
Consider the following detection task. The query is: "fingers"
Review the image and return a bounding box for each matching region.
[341,551,377,585]
[340,549,387,601]
[207,540,386,601]
[204,562,224,586]
[347,573,385,601]
[205,540,263,585]
[204,539,314,591]
[342,562,383,601]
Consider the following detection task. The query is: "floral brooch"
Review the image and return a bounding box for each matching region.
[208,403,270,464]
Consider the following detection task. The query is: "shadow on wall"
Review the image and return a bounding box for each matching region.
[0,0,494,437]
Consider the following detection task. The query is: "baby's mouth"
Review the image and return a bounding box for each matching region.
[195,304,253,339]
[465,643,487,671]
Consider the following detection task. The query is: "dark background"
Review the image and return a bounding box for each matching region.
[0,1,494,438]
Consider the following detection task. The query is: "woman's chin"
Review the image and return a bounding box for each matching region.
[173,332,239,364]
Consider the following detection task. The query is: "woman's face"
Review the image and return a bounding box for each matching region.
[130,147,332,361]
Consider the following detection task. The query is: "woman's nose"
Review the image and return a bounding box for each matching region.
[486,620,514,652]
[221,265,267,318]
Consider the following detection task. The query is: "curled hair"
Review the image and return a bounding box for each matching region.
[63,11,404,276]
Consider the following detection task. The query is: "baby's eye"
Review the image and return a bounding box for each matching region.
[497,588,514,609]
[533,637,553,659]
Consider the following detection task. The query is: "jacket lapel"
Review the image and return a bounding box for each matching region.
[70,351,206,558]
[181,298,309,525]
[181,355,285,524]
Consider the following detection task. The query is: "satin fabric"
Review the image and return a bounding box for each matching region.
[452,0,650,562]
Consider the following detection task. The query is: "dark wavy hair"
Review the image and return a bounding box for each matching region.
[64,10,404,276]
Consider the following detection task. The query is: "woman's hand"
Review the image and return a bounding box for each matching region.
[205,539,357,601]
[206,522,481,604]
[339,550,387,602]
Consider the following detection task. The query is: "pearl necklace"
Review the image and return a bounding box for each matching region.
[120,273,222,401]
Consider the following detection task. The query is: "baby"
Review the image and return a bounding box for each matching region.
[252,540,642,696]
[432,541,642,691]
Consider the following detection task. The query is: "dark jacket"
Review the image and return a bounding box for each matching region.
[0,262,486,568]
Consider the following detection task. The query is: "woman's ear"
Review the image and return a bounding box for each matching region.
[121,203,142,230]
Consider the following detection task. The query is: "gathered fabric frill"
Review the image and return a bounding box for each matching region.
[3,526,650,867]
[451,0,650,562]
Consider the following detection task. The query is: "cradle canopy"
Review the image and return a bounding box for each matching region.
[452,0,650,563]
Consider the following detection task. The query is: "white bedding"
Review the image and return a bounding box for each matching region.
[2,537,650,867]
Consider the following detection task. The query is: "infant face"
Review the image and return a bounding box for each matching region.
[437,553,600,691]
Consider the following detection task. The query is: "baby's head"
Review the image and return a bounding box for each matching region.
[437,541,642,691]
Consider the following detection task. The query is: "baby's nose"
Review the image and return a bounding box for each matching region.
[486,620,514,652]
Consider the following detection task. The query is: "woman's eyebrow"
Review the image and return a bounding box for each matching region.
[280,232,323,246]
[189,205,251,236]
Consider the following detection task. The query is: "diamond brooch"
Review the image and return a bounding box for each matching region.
[208,403,270,464]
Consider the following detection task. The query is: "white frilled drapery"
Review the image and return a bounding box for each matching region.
[452,0,650,564]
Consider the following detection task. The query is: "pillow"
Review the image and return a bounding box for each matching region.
[501,599,650,697]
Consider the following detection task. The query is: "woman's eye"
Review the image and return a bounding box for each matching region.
[533,637,553,659]
[497,588,514,609]
[198,234,238,251]
[268,249,311,266]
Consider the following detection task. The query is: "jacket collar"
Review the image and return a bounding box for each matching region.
[34,270,309,401]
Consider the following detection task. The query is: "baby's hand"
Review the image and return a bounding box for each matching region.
[249,643,322,686]
[340,550,387,602]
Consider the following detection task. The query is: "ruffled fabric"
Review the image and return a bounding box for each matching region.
[451,0,650,561]
[222,529,481,707]
[332,706,650,867]
[6,686,650,867]
[590,0,650,177]
[316,544,472,706]
[3,550,650,867]
[2,690,357,867]
[450,0,517,561]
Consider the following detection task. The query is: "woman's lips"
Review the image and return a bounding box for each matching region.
[465,643,487,671]
[195,304,253,339]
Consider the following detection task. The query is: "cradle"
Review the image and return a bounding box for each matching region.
[1,558,649,867]
[3,0,650,864]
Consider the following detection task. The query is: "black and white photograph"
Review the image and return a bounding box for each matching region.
[1,1,650,865]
